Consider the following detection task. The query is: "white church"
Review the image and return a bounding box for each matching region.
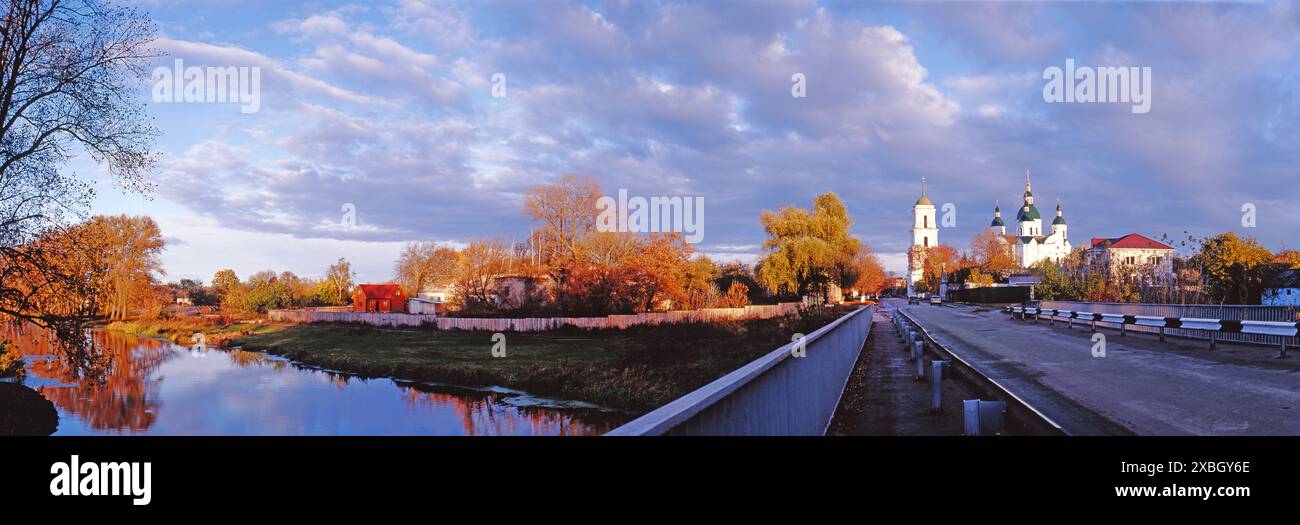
[907,171,1072,295]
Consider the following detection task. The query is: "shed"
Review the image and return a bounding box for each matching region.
[353,284,407,313]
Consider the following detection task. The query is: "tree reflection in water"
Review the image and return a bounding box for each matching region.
[3,324,625,435]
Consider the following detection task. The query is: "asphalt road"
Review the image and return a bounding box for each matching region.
[892,299,1300,435]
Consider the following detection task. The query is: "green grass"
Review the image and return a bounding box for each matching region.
[102,318,285,346]
[231,306,854,413]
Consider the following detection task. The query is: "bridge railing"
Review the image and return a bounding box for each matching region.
[1005,305,1298,356]
[606,306,873,436]
[1036,301,1300,346]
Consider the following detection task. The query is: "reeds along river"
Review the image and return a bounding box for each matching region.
[1,324,626,436]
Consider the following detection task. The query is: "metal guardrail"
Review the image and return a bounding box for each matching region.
[1006,306,1298,357]
[895,307,1067,436]
[1039,301,1300,346]
[605,306,873,436]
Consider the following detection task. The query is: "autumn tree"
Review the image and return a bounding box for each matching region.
[90,216,165,319]
[1274,249,1300,269]
[720,281,751,308]
[453,239,511,311]
[918,245,959,294]
[756,193,862,301]
[970,228,1018,277]
[524,175,602,296]
[1192,232,1275,304]
[211,269,246,312]
[848,244,886,296]
[394,241,458,295]
[623,233,694,312]
[322,258,356,305]
[683,256,721,309]
[0,0,159,362]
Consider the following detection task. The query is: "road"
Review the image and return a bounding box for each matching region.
[892,299,1300,435]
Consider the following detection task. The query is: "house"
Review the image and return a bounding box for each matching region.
[352,284,407,313]
[416,285,455,303]
[1263,269,1300,306]
[490,274,551,309]
[1085,233,1175,280]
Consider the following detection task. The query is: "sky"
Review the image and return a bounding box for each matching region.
[83,0,1300,283]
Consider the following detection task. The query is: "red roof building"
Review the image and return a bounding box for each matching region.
[1089,233,1174,251]
[352,284,407,313]
[1085,233,1175,279]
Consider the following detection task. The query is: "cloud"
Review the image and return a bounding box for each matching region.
[137,0,1300,280]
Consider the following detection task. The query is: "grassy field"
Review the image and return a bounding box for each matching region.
[227,306,855,413]
[100,318,284,347]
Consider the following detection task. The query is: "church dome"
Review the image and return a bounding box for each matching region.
[991,216,1005,227]
[1017,204,1040,221]
[916,195,933,206]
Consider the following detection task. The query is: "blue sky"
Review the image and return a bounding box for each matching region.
[88,0,1300,283]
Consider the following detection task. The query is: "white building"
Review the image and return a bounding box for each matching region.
[907,177,938,295]
[988,170,1072,267]
[1262,269,1300,306]
[1084,233,1175,280]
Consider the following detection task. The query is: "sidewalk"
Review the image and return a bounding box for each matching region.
[829,307,979,436]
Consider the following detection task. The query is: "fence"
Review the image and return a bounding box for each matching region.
[606,306,874,436]
[1039,300,1300,346]
[267,302,803,331]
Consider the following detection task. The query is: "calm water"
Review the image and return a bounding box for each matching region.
[5,326,625,436]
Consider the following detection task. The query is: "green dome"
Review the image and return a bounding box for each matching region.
[1052,215,1067,225]
[990,217,1005,227]
[1016,204,1040,222]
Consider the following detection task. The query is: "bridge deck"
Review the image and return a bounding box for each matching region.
[896,299,1300,435]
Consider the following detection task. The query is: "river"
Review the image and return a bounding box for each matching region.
[3,325,626,436]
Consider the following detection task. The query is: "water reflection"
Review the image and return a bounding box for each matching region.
[4,325,624,436]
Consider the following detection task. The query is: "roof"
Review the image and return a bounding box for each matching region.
[1052,215,1067,225]
[1089,233,1174,251]
[1016,204,1040,222]
[1268,269,1300,289]
[916,194,933,206]
[990,216,1005,227]
[355,284,406,300]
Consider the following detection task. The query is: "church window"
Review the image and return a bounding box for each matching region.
[924,216,929,228]
[924,237,929,247]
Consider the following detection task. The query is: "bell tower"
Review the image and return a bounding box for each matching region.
[908,177,938,294]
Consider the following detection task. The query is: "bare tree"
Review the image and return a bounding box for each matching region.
[0,0,158,369]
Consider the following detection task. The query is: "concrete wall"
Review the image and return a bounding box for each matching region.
[606,306,873,436]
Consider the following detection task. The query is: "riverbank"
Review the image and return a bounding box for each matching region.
[227,307,854,413]
[99,317,286,347]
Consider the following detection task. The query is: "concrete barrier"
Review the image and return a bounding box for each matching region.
[606,306,874,436]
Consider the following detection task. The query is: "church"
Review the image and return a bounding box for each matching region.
[989,170,1072,268]
[906,171,1072,295]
